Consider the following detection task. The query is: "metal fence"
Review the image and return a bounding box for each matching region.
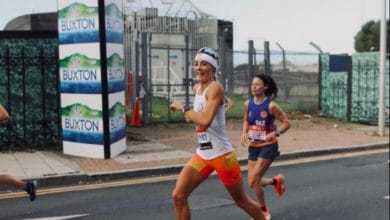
[128,35,320,124]
[232,43,319,107]
[1,33,386,152]
[319,52,390,124]
[0,32,60,151]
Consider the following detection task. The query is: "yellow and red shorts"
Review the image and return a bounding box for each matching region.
[187,151,241,186]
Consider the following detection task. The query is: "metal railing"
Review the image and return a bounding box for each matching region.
[0,35,60,151]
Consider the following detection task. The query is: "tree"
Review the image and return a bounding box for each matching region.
[354,20,390,52]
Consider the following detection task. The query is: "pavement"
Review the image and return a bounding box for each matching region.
[0,129,389,190]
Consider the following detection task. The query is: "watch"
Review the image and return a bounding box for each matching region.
[275,130,281,137]
[182,106,190,113]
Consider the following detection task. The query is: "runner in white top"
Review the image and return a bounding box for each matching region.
[193,83,232,160]
[170,47,265,220]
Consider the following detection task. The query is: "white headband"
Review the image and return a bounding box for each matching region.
[194,53,218,70]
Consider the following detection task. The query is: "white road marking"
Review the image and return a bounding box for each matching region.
[23,214,89,220]
[384,195,389,200]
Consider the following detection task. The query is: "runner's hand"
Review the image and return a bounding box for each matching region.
[184,115,192,123]
[170,102,183,112]
[240,133,248,147]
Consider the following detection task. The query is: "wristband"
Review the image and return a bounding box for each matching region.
[275,130,281,137]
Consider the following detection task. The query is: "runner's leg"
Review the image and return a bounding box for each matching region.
[172,165,207,220]
[225,179,265,220]
[248,158,272,207]
[0,174,26,189]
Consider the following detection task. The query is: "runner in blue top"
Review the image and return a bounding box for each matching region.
[241,74,290,220]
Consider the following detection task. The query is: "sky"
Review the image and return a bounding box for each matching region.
[194,0,389,54]
[0,0,388,54]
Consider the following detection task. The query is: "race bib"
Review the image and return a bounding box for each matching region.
[248,125,266,142]
[196,126,213,150]
[197,131,211,144]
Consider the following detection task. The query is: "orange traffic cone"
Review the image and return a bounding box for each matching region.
[130,97,142,127]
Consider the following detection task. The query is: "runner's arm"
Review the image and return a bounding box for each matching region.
[224,95,234,112]
[240,100,249,146]
[184,82,223,128]
[269,101,290,137]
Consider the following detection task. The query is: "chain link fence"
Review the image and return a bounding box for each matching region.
[127,35,320,124]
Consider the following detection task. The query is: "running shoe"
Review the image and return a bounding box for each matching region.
[250,209,271,220]
[273,174,285,197]
[25,182,36,201]
[261,209,272,220]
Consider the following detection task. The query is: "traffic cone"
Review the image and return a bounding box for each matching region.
[130,97,142,127]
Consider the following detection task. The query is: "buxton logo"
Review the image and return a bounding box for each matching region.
[60,53,101,94]
[109,102,126,143]
[62,103,104,144]
[58,3,99,44]
[105,3,123,32]
[107,53,125,93]
[105,3,123,43]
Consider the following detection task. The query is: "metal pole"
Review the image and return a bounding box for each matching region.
[141,32,149,124]
[310,41,323,53]
[378,0,387,136]
[148,33,153,123]
[264,41,271,75]
[276,42,288,102]
[134,32,139,103]
[167,45,171,120]
[248,40,254,90]
[310,41,323,111]
[219,31,227,90]
[184,33,189,107]
[22,47,26,147]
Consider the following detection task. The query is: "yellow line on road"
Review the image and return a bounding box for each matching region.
[0,174,178,200]
[0,148,387,200]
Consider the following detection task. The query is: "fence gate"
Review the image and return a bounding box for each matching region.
[138,33,195,123]
[320,52,389,124]
[320,54,352,120]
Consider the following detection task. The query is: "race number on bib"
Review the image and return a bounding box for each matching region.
[196,126,213,150]
[248,125,266,142]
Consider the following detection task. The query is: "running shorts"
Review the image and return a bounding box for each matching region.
[248,142,280,161]
[187,151,242,186]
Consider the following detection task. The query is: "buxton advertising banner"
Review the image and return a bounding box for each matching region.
[58,0,125,159]
[59,44,102,93]
[58,1,99,44]
[105,0,123,44]
[61,93,105,157]
[106,0,126,157]
[108,92,126,157]
[106,44,124,93]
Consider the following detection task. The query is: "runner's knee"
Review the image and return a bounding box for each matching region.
[249,177,262,189]
[172,189,188,206]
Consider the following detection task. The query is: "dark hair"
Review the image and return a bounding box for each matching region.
[253,74,278,99]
